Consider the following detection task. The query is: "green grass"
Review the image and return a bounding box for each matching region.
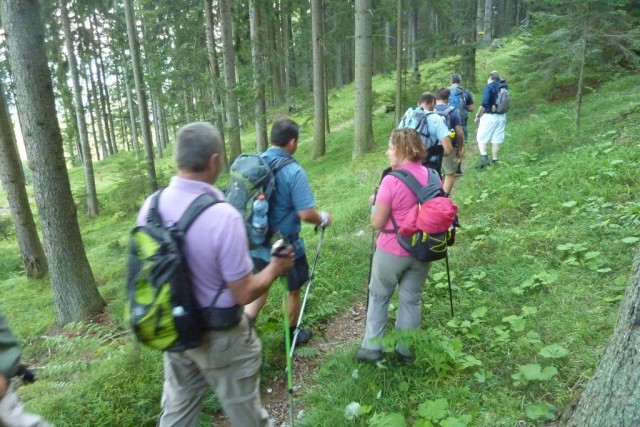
[0,37,639,426]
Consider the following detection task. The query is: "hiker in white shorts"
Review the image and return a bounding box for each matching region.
[474,71,509,167]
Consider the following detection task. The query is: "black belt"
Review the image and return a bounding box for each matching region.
[200,305,243,330]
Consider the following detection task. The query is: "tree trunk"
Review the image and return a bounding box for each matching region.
[0,83,48,278]
[1,0,104,324]
[124,0,158,192]
[123,67,141,160]
[219,0,242,163]
[564,248,640,426]
[249,0,268,152]
[409,2,420,84]
[484,0,493,39]
[282,0,295,99]
[311,0,326,159]
[353,0,374,159]
[59,0,99,216]
[203,0,229,171]
[87,59,110,161]
[477,0,485,41]
[395,0,404,125]
[91,14,117,155]
[463,0,478,90]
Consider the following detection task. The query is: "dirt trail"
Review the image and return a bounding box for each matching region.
[212,299,367,426]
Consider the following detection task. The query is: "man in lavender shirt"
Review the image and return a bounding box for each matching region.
[136,122,294,427]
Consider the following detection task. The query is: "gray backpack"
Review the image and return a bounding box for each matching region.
[224,154,294,247]
[493,83,510,114]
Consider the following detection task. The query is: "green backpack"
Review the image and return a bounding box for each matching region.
[125,190,220,352]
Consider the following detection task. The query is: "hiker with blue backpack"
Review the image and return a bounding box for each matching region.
[356,128,457,364]
[474,71,510,167]
[244,119,333,348]
[448,74,475,175]
[398,92,452,176]
[435,87,464,196]
[134,122,295,427]
[0,310,52,427]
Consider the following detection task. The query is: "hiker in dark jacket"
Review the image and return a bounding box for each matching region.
[474,71,508,167]
[0,310,52,426]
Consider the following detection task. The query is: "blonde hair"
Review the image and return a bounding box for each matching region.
[390,128,426,162]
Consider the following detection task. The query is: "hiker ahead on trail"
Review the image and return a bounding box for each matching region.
[448,73,474,141]
[474,71,510,168]
[245,118,333,348]
[0,310,52,426]
[398,92,452,176]
[356,128,440,364]
[435,87,464,196]
[448,73,475,175]
[135,122,294,427]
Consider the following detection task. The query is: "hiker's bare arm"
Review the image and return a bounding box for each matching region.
[227,249,294,305]
[441,136,453,156]
[475,106,485,121]
[298,208,333,227]
[371,201,390,230]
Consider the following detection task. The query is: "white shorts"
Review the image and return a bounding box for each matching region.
[476,113,506,144]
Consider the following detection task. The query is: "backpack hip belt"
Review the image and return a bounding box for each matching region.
[199,305,243,330]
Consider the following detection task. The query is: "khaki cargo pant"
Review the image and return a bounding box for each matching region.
[0,384,53,427]
[157,316,268,427]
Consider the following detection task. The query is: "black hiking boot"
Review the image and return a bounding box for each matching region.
[455,163,463,176]
[290,327,312,346]
[356,348,383,363]
[492,159,498,165]
[476,154,490,169]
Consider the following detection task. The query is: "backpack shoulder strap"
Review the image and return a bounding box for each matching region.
[175,193,221,233]
[269,156,296,173]
[443,106,455,115]
[389,168,443,203]
[389,169,421,198]
[147,189,164,226]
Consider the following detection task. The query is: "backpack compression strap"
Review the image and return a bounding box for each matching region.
[384,168,443,235]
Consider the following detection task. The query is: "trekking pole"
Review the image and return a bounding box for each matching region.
[445,250,454,318]
[290,226,326,357]
[282,277,295,427]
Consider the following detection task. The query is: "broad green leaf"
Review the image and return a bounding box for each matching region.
[540,366,558,380]
[471,306,488,318]
[539,171,549,177]
[584,251,601,259]
[521,306,538,317]
[518,364,542,380]
[562,200,577,207]
[417,398,448,422]
[597,268,612,273]
[527,331,541,343]
[526,402,556,420]
[610,159,624,165]
[474,370,486,383]
[359,404,373,415]
[368,412,407,427]
[622,237,640,244]
[556,243,573,251]
[539,344,569,359]
[440,415,472,427]
[399,381,409,392]
[459,355,482,369]
[413,420,435,427]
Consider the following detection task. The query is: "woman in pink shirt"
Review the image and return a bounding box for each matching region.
[356,128,433,363]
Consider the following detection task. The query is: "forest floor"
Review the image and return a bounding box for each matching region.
[212,298,367,427]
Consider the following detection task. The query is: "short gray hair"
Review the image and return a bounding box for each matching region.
[174,122,222,172]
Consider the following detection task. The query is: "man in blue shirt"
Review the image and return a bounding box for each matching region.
[435,87,464,196]
[474,71,508,167]
[246,119,333,346]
